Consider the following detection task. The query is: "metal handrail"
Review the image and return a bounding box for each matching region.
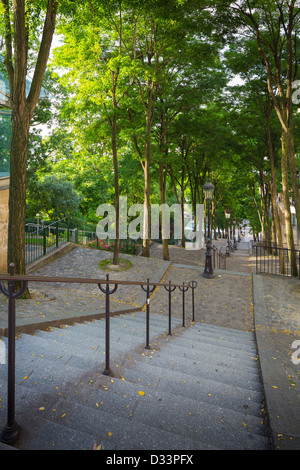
[0,263,198,445]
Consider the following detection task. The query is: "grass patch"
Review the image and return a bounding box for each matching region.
[99,257,133,272]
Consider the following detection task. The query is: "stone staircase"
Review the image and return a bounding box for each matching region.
[0,311,271,450]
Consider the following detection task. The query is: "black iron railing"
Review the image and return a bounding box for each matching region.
[0,263,197,445]
[25,220,143,264]
[254,244,300,278]
[212,245,227,270]
[25,219,70,264]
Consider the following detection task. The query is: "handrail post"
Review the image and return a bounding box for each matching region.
[188,280,197,322]
[179,282,189,327]
[0,263,28,445]
[146,280,150,349]
[141,279,156,349]
[164,281,176,335]
[98,274,118,375]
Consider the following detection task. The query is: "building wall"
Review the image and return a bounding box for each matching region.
[0,178,9,273]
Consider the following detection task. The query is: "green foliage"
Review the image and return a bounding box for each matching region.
[14,0,298,243]
[26,174,80,220]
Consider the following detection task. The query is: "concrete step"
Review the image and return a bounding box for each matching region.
[65,368,265,433]
[0,312,270,450]
[0,379,215,451]
[118,358,263,410]
[181,325,257,353]
[132,349,261,392]
[54,379,268,450]
[153,340,259,375]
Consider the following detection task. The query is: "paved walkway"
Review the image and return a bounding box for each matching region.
[0,248,171,333]
[0,237,300,449]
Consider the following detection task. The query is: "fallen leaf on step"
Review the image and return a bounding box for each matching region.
[93,442,102,450]
[138,391,145,396]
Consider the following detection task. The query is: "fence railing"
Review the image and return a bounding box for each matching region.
[25,219,70,264]
[212,245,227,270]
[25,219,143,264]
[254,244,300,278]
[0,263,197,445]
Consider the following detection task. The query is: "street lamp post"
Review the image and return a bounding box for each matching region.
[233,218,237,249]
[203,179,215,279]
[225,208,230,256]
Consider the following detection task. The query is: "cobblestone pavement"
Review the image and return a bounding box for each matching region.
[149,241,254,332]
[149,263,254,331]
[0,247,171,331]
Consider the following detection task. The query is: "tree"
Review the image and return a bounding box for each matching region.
[0,0,64,276]
[52,0,223,259]
[229,0,300,275]
[26,174,80,219]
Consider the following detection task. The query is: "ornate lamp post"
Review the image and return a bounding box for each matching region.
[225,208,230,256]
[203,179,215,278]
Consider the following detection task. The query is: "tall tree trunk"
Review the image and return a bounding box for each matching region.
[287,127,300,229]
[8,113,30,276]
[167,165,185,248]
[281,130,298,276]
[5,0,57,281]
[267,114,285,273]
[111,110,120,265]
[180,172,185,248]
[143,141,151,257]
[158,111,169,260]
[158,161,169,260]
[142,81,154,258]
[286,10,300,230]
[240,1,299,271]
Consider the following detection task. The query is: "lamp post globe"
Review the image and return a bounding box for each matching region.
[203,179,215,202]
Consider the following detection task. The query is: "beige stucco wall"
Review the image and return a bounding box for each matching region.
[0,178,9,273]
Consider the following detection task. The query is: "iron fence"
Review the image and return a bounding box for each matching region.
[25,219,70,264]
[0,264,197,445]
[25,218,143,265]
[254,244,300,278]
[212,245,227,270]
